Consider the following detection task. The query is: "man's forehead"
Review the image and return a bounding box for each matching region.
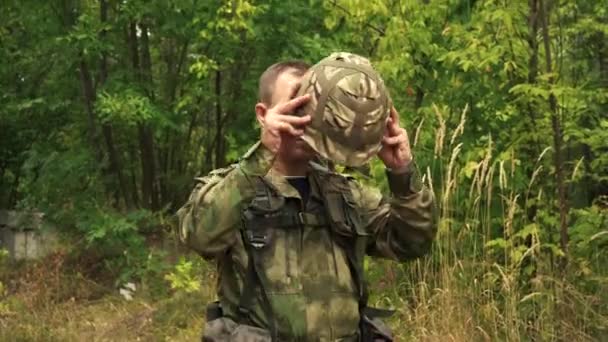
[276,70,302,86]
[272,71,303,101]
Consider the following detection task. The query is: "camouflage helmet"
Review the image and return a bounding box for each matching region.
[295,52,392,167]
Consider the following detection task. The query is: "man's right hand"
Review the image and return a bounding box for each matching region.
[260,94,311,154]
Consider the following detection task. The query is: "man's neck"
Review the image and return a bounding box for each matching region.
[272,155,310,176]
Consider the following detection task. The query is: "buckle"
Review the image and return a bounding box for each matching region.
[237,305,249,315]
[296,212,324,226]
[298,212,307,226]
[363,306,396,319]
[246,231,267,249]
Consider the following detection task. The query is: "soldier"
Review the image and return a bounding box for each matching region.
[178,53,435,341]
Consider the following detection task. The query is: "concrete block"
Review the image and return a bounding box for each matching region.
[0,210,58,260]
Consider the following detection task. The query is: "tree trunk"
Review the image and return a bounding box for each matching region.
[99,0,131,209]
[7,170,21,207]
[414,87,425,110]
[527,0,539,87]
[138,124,157,210]
[130,22,159,211]
[140,23,154,93]
[593,31,608,200]
[128,21,140,79]
[141,24,159,210]
[158,134,170,207]
[78,57,102,160]
[524,0,541,224]
[128,142,140,208]
[214,70,225,168]
[540,0,569,261]
[526,0,541,138]
[160,38,189,208]
[600,35,608,89]
[201,105,214,174]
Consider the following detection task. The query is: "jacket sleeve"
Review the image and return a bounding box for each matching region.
[177,142,275,258]
[352,164,436,261]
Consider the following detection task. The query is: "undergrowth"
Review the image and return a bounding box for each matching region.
[0,241,214,342]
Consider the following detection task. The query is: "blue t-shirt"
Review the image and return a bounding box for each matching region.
[285,176,311,204]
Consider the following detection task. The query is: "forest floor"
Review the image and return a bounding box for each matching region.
[0,245,212,342]
[2,240,605,341]
[1,294,205,341]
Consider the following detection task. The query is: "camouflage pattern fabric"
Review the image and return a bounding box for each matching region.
[295,52,392,167]
[178,143,435,341]
[203,317,272,342]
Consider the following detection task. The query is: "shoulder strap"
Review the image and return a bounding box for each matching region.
[316,173,370,311]
[319,175,397,326]
[237,176,278,340]
[321,174,398,326]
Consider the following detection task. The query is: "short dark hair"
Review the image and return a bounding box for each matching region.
[258,60,310,105]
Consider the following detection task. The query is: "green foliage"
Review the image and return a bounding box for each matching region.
[571,204,608,257]
[97,89,163,126]
[164,257,203,294]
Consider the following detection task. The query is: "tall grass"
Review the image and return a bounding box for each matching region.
[369,104,608,341]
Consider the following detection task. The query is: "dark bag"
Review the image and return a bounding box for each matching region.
[202,317,271,342]
[360,307,394,342]
[206,301,223,322]
[360,315,393,341]
[203,302,272,342]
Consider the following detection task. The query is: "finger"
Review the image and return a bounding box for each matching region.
[276,114,311,125]
[382,134,406,146]
[385,108,401,136]
[390,107,401,125]
[399,127,409,142]
[386,119,399,137]
[277,122,304,136]
[276,94,311,114]
[384,120,401,138]
[383,128,409,145]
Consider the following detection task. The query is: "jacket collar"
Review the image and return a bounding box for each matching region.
[263,164,325,202]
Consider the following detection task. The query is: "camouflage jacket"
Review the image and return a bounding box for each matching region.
[178,142,435,341]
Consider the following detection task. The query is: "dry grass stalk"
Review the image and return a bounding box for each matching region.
[433,104,446,158]
[442,143,462,210]
[499,160,506,191]
[449,104,468,147]
[425,166,435,201]
[504,194,520,242]
[413,117,425,148]
[571,156,584,182]
[526,165,543,202]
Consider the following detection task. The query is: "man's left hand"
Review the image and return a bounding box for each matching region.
[378,107,412,173]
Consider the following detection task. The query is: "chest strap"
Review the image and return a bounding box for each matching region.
[243,211,328,229]
[235,176,278,339]
[238,213,278,340]
[314,173,371,313]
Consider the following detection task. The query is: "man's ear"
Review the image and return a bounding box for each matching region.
[255,102,268,127]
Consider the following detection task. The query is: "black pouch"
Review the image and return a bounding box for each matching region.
[202,317,272,342]
[205,301,223,322]
[360,307,394,342]
[360,316,393,342]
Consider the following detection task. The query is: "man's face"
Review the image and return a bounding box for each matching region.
[270,70,316,163]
